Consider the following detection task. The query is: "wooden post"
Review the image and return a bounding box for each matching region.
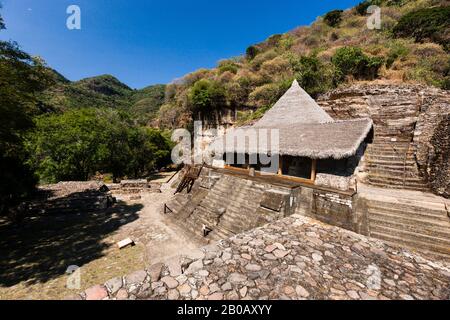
[310,159,317,182]
[278,155,283,175]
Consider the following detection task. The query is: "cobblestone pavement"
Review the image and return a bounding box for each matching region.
[72,214,450,300]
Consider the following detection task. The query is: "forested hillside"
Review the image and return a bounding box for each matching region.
[42,73,166,124]
[155,0,449,128]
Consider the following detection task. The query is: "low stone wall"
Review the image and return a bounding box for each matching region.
[70,215,450,300]
[26,181,115,215]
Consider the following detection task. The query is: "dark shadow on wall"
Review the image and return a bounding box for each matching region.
[0,193,142,287]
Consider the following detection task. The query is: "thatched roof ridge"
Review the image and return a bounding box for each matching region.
[254,79,334,127]
[210,118,373,160]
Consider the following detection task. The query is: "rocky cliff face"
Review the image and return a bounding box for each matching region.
[317,83,450,198]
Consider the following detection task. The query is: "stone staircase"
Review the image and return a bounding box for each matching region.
[185,175,268,241]
[165,169,295,242]
[366,142,429,191]
[361,187,450,259]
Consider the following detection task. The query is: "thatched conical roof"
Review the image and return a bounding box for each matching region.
[254,79,333,128]
[210,80,373,160]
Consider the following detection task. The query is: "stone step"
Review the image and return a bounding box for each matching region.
[366,200,446,218]
[369,230,450,258]
[368,208,450,226]
[208,226,235,241]
[367,160,417,167]
[370,224,450,251]
[368,213,450,239]
[368,167,420,175]
[367,179,427,188]
[368,170,420,178]
[368,173,426,182]
[366,181,429,191]
[366,155,413,162]
[366,148,413,154]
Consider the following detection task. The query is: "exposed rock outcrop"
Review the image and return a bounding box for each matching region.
[318,83,450,197]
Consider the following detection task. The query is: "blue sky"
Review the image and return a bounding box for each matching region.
[0,0,361,89]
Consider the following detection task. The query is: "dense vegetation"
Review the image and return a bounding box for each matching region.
[27,109,172,183]
[0,38,54,216]
[156,0,449,128]
[0,11,171,218]
[43,73,166,125]
[393,6,450,50]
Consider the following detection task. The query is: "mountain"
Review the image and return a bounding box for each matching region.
[42,73,166,124]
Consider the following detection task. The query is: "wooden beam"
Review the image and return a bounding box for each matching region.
[311,159,317,182]
[278,156,283,175]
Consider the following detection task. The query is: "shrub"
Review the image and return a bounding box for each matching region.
[386,40,410,68]
[332,46,384,80]
[355,0,383,15]
[290,54,337,97]
[393,6,450,50]
[279,35,294,51]
[267,34,283,47]
[248,80,291,108]
[260,56,292,81]
[188,79,226,113]
[323,10,344,27]
[246,45,259,61]
[218,60,239,74]
[250,49,278,71]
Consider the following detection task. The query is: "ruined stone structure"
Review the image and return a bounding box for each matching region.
[26,181,115,215]
[318,83,450,196]
[73,215,450,300]
[107,179,162,201]
[72,82,450,300]
[166,82,450,259]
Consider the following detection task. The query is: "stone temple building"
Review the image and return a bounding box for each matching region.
[166,81,449,260]
[210,80,373,191]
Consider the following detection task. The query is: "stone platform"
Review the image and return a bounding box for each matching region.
[73,214,450,300]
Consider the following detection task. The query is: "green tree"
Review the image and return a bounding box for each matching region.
[289,54,337,97]
[323,10,344,27]
[246,45,259,61]
[127,127,172,178]
[188,79,226,113]
[28,108,173,183]
[0,12,54,216]
[332,46,384,80]
[29,109,109,182]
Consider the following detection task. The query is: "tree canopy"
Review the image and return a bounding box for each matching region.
[28,108,173,183]
[0,15,55,215]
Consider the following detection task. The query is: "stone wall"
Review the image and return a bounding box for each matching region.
[413,96,450,198]
[166,168,301,241]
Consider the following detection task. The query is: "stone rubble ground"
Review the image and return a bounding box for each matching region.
[70,214,450,301]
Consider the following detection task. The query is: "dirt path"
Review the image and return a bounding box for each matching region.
[0,183,203,300]
[111,187,206,267]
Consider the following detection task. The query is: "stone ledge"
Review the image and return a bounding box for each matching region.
[70,215,450,300]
